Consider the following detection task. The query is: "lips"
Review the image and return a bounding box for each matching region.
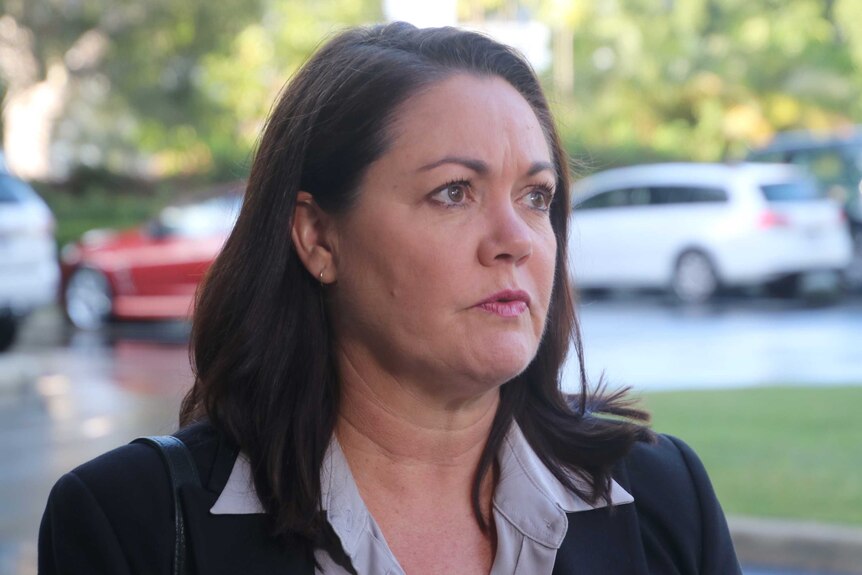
[475,289,530,318]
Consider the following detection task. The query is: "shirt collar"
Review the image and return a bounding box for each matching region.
[208,439,368,542]
[318,438,369,554]
[208,451,265,514]
[493,422,634,548]
[209,422,634,551]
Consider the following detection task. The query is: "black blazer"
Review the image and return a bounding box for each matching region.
[39,422,741,574]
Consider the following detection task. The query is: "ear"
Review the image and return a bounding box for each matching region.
[291,191,337,284]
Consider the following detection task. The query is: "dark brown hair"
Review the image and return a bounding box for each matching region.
[181,21,650,565]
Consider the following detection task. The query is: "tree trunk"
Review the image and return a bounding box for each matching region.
[1,14,107,181]
[552,25,574,96]
[2,62,69,181]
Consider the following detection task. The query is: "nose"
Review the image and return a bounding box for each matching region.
[477,200,533,266]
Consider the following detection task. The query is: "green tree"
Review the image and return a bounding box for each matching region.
[198,0,383,177]
[0,0,264,180]
[518,0,862,165]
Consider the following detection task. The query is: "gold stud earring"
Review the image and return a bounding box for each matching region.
[318,269,325,285]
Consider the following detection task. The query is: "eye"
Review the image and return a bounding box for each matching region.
[523,184,555,211]
[431,180,471,207]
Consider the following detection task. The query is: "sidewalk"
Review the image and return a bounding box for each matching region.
[731,516,862,574]
[0,353,39,404]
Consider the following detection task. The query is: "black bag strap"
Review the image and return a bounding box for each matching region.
[133,435,202,575]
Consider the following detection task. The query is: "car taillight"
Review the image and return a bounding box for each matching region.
[759,211,790,228]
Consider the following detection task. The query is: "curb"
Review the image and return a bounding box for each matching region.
[730,516,862,574]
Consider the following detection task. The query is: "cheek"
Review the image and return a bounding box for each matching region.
[386,237,462,311]
[531,230,558,327]
[337,220,451,311]
[535,230,558,295]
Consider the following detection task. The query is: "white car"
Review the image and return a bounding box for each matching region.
[568,162,853,303]
[0,171,60,351]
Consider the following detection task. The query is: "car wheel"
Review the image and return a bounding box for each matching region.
[671,250,718,304]
[767,271,843,301]
[765,274,799,299]
[798,270,844,304]
[65,267,113,330]
[0,314,17,353]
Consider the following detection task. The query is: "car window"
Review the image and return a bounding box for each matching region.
[789,148,859,188]
[575,186,650,210]
[649,186,728,205]
[760,180,821,202]
[747,150,784,163]
[0,175,36,204]
[156,195,241,237]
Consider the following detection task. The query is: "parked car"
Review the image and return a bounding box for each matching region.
[568,162,853,303]
[746,128,862,247]
[0,172,61,351]
[60,194,242,330]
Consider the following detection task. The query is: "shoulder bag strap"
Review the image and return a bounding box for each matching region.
[132,435,202,575]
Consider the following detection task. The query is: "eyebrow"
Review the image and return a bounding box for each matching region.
[417,156,555,177]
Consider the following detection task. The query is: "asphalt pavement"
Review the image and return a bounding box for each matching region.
[566,292,862,392]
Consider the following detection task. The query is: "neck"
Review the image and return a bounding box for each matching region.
[333,346,501,550]
[334,345,500,476]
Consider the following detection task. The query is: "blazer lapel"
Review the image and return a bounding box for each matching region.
[553,503,650,575]
[553,454,651,575]
[181,485,314,575]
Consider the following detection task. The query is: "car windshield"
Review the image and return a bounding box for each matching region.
[0,174,36,204]
[760,179,822,202]
[156,195,242,237]
[749,141,862,194]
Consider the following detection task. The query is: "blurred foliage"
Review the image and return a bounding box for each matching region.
[2,0,862,184]
[197,0,382,175]
[1,0,266,175]
[537,0,862,168]
[0,0,379,180]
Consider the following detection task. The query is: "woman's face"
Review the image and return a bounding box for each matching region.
[328,73,557,401]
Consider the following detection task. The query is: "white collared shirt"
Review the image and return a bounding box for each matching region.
[210,423,634,574]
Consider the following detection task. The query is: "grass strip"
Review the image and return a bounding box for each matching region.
[639,385,862,527]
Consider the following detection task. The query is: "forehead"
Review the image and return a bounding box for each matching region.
[385,73,553,167]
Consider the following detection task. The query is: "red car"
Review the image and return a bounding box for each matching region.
[60,194,242,329]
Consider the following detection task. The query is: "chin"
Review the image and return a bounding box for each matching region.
[467,340,537,385]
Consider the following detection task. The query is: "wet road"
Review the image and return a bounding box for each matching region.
[2,296,861,575]
[0,314,190,575]
[566,293,862,391]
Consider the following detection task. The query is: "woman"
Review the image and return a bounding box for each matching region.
[39,23,740,574]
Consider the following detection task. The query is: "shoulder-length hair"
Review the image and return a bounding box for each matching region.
[181,21,650,564]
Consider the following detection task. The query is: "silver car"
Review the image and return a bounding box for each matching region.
[0,170,60,351]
